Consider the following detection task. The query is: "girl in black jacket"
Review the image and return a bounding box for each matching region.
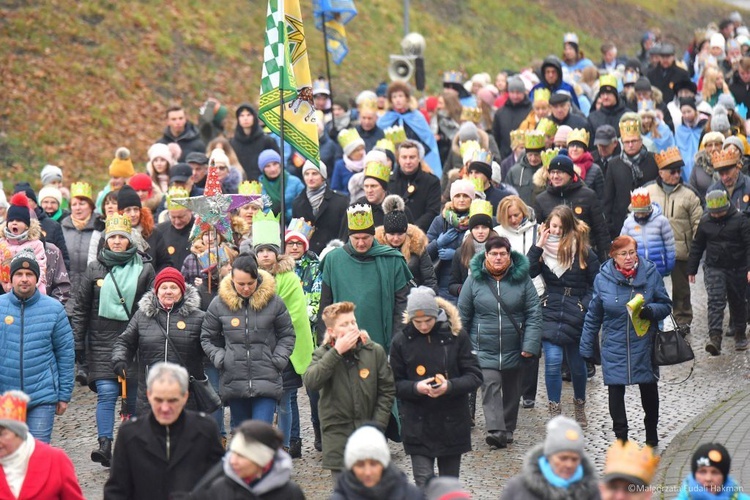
[449,199,497,297]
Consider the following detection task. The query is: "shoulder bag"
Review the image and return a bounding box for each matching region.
[652,314,694,383]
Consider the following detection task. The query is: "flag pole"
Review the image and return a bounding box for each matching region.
[321,14,336,135]
[279,57,287,253]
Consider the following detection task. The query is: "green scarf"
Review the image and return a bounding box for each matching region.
[98,247,143,321]
[260,171,289,215]
[47,207,63,222]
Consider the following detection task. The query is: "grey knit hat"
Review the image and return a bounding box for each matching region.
[406,286,440,320]
[544,415,585,457]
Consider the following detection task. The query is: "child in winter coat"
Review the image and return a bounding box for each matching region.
[675,443,750,499]
[620,188,676,277]
[0,193,48,294]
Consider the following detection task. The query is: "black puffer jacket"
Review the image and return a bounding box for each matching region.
[389,298,482,458]
[70,256,154,389]
[230,103,280,182]
[61,214,97,314]
[527,245,600,345]
[201,271,296,402]
[687,206,750,273]
[112,286,205,415]
[533,178,611,262]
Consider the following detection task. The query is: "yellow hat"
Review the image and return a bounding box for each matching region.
[109,147,135,178]
[619,120,641,141]
[364,161,391,184]
[468,199,494,229]
[541,148,560,168]
[712,148,742,170]
[567,128,591,148]
[238,180,262,196]
[533,88,552,103]
[599,74,619,91]
[460,107,482,124]
[654,147,685,170]
[375,138,395,155]
[338,128,365,156]
[536,117,558,138]
[510,130,526,150]
[105,213,132,239]
[525,130,546,151]
[384,125,407,145]
[70,182,93,202]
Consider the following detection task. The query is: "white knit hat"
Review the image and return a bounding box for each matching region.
[344,425,390,469]
[302,160,328,180]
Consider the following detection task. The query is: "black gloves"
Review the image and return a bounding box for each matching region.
[639,304,656,321]
[113,361,128,379]
[75,350,86,365]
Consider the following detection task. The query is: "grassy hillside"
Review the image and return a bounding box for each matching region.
[0,0,741,188]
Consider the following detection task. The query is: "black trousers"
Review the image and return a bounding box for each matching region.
[607,383,659,445]
[410,454,461,487]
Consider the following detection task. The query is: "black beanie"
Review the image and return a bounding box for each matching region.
[548,155,576,178]
[6,193,31,227]
[468,161,493,181]
[10,249,40,280]
[692,443,731,480]
[382,195,408,234]
[13,182,37,205]
[469,213,493,230]
[117,185,142,211]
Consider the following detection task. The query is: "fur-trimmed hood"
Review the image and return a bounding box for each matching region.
[218,269,276,312]
[0,218,43,241]
[469,249,529,285]
[261,254,295,276]
[137,284,202,318]
[402,296,462,335]
[512,444,599,500]
[374,223,428,261]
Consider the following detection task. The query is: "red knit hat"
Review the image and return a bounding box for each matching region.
[154,267,186,296]
[129,173,153,196]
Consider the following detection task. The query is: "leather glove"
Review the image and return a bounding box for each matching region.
[436,229,459,248]
[438,247,456,261]
[75,350,86,365]
[113,361,128,379]
[639,304,656,321]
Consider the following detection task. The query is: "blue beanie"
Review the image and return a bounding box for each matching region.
[258,149,281,172]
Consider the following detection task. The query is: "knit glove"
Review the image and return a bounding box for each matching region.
[438,247,456,261]
[436,229,459,248]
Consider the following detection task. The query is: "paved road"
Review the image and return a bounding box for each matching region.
[52,267,750,499]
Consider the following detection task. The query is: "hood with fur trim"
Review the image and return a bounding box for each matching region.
[469,249,529,285]
[374,223,428,261]
[137,284,201,317]
[218,269,276,312]
[261,254,295,277]
[0,218,43,241]
[402,296,462,335]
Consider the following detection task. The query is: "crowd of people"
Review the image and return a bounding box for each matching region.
[5,10,750,500]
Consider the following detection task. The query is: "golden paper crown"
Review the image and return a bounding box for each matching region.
[604,440,660,486]
[70,182,93,201]
[510,129,526,148]
[567,128,591,148]
[541,148,561,168]
[460,140,481,158]
[0,391,30,425]
[359,98,378,112]
[443,70,465,84]
[364,160,391,183]
[525,130,546,150]
[338,128,363,150]
[166,187,190,210]
[469,199,493,219]
[238,180,263,196]
[619,120,641,141]
[654,147,684,169]
[375,138,395,154]
[536,117,558,138]
[105,213,132,236]
[347,204,374,231]
[599,74,619,90]
[712,148,741,169]
[629,187,652,212]
[533,88,552,103]
[471,149,493,165]
[384,125,408,145]
[460,107,482,124]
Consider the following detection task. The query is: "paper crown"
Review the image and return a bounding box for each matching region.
[541,148,561,168]
[364,160,391,183]
[384,125,407,145]
[629,187,652,212]
[460,139,482,159]
[238,180,263,196]
[338,128,363,150]
[712,148,741,169]
[105,213,131,235]
[563,32,579,45]
[604,440,660,486]
[460,107,482,124]
[0,241,10,283]
[70,181,93,201]
[312,79,330,95]
[375,138,395,154]
[619,120,641,141]
[510,130,526,149]
[567,128,591,147]
[525,130,546,151]
[470,176,486,194]
[469,199,493,219]
[287,218,315,241]
[533,88,552,103]
[347,204,374,231]
[706,190,730,211]
[536,117,558,138]
[443,70,464,84]
[471,149,493,166]
[599,74,619,90]
[166,186,190,210]
[0,391,30,426]
[638,99,656,113]
[654,147,684,170]
[359,98,378,112]
[252,210,281,247]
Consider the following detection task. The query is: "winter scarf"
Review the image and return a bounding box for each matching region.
[343,154,365,173]
[677,474,747,500]
[538,456,584,489]
[3,228,29,242]
[71,213,91,231]
[619,146,649,184]
[542,234,573,278]
[260,170,288,215]
[0,436,35,498]
[130,225,150,253]
[485,255,511,280]
[573,152,595,180]
[306,184,327,215]
[443,205,470,231]
[98,246,143,320]
[694,150,717,178]
[47,207,64,222]
[615,260,638,281]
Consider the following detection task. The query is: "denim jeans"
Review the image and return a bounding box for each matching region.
[277,389,294,447]
[228,397,276,426]
[26,404,57,444]
[543,341,587,402]
[204,364,226,436]
[95,379,120,439]
[290,389,300,440]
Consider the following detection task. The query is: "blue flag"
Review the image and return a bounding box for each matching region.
[313,0,357,65]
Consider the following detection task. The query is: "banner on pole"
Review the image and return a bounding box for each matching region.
[313,0,357,65]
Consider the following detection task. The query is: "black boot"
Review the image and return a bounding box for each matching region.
[468,391,477,427]
[288,437,302,459]
[313,423,322,452]
[91,437,112,467]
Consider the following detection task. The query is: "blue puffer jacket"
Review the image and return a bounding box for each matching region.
[579,258,672,386]
[620,202,676,277]
[458,251,542,371]
[0,290,75,407]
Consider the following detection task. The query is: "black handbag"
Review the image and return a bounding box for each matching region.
[652,316,694,366]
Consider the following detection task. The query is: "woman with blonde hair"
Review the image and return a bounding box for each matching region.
[701,66,730,107]
[431,91,462,165]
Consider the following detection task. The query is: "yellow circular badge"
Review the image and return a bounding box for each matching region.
[176,321,186,330]
[167,246,175,255]
[97,279,104,287]
[359,368,370,379]
[416,365,426,376]
[744,195,749,203]
[4,316,13,325]
[407,185,416,194]
[231,318,240,327]
[574,206,583,215]
[708,450,723,462]
[565,429,579,441]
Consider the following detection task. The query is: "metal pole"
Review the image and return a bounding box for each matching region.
[403,0,409,36]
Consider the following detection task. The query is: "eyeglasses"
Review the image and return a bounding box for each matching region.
[616,250,637,258]
[286,241,305,247]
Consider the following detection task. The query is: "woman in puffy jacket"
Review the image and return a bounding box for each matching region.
[579,235,671,447]
[112,267,206,415]
[200,254,296,425]
[620,188,676,277]
[527,205,599,426]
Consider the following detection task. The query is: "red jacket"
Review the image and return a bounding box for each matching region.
[0,440,84,500]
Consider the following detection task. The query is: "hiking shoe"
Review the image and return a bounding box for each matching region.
[574,399,588,429]
[548,401,562,418]
[706,340,721,356]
